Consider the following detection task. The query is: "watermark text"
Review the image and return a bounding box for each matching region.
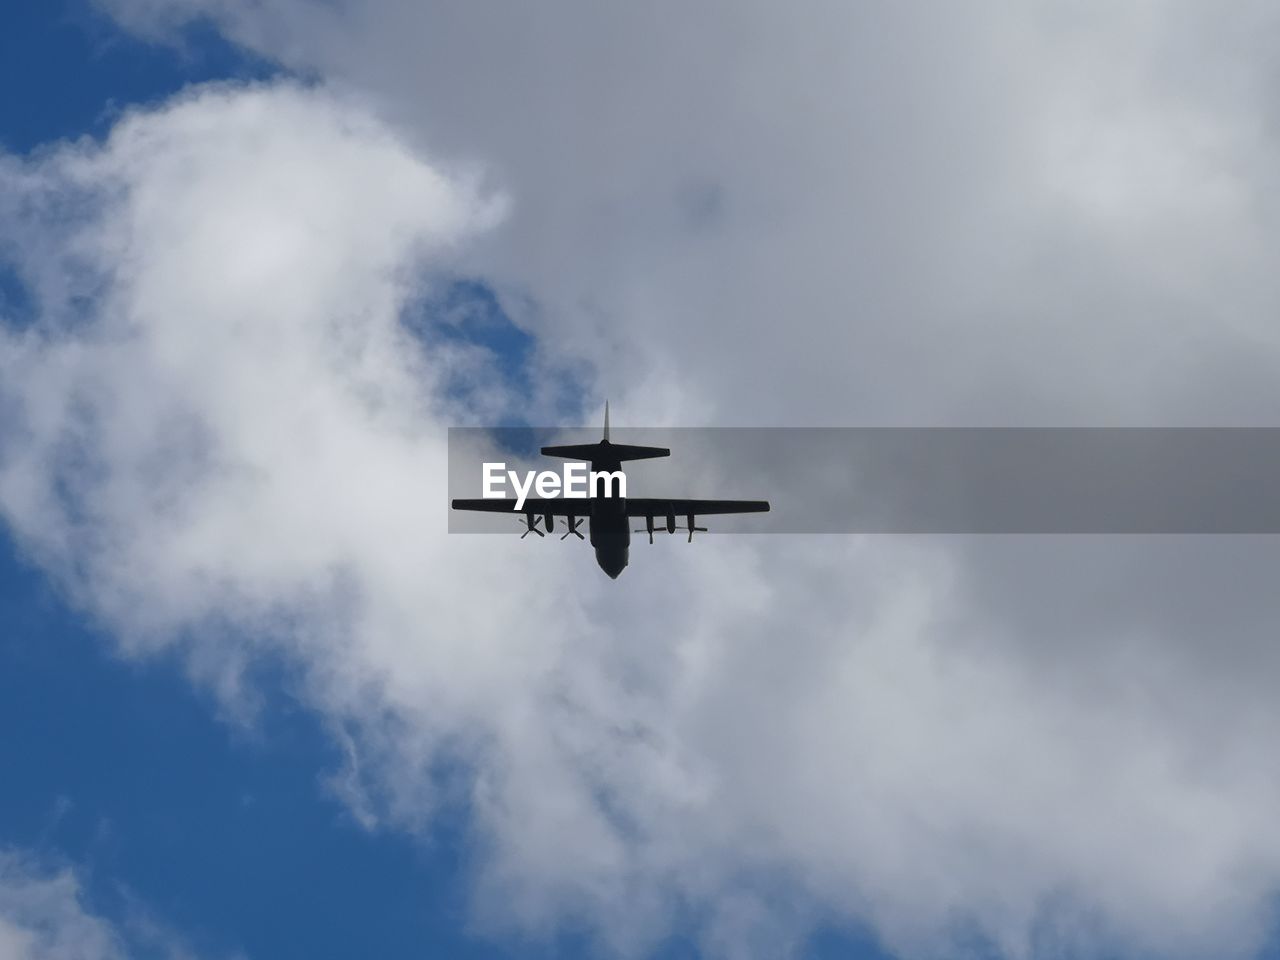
[483,462,626,510]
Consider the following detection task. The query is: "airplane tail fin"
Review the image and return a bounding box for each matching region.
[541,401,670,463]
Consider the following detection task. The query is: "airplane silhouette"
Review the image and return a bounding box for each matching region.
[452,404,770,578]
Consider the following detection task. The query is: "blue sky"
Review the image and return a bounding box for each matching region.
[0,12,552,958]
[0,3,271,153]
[0,8,563,958]
[0,4,879,958]
[8,3,1280,960]
[1,522,584,960]
[0,6,513,959]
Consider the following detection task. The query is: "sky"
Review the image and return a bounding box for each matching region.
[5,2,1280,960]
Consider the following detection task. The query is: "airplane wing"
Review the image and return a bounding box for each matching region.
[451,498,591,516]
[452,498,769,517]
[625,499,770,517]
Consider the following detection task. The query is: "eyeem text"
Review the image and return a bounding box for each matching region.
[483,462,626,511]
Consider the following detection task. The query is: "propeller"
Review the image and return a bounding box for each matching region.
[519,514,545,539]
[561,516,585,540]
[633,514,657,544]
[686,516,708,542]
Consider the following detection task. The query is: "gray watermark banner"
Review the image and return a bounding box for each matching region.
[448,427,1280,533]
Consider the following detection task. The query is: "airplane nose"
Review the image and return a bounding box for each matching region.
[597,549,628,579]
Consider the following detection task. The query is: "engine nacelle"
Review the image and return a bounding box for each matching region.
[545,514,554,533]
[684,513,707,542]
[666,513,676,534]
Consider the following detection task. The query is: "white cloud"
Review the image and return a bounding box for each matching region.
[95,0,1280,425]
[7,5,1280,959]
[0,849,198,960]
[0,858,118,960]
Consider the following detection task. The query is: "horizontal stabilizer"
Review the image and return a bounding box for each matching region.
[540,442,670,462]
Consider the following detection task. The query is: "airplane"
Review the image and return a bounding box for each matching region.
[451,404,770,578]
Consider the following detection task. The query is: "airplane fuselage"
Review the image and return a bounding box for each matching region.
[585,457,629,578]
